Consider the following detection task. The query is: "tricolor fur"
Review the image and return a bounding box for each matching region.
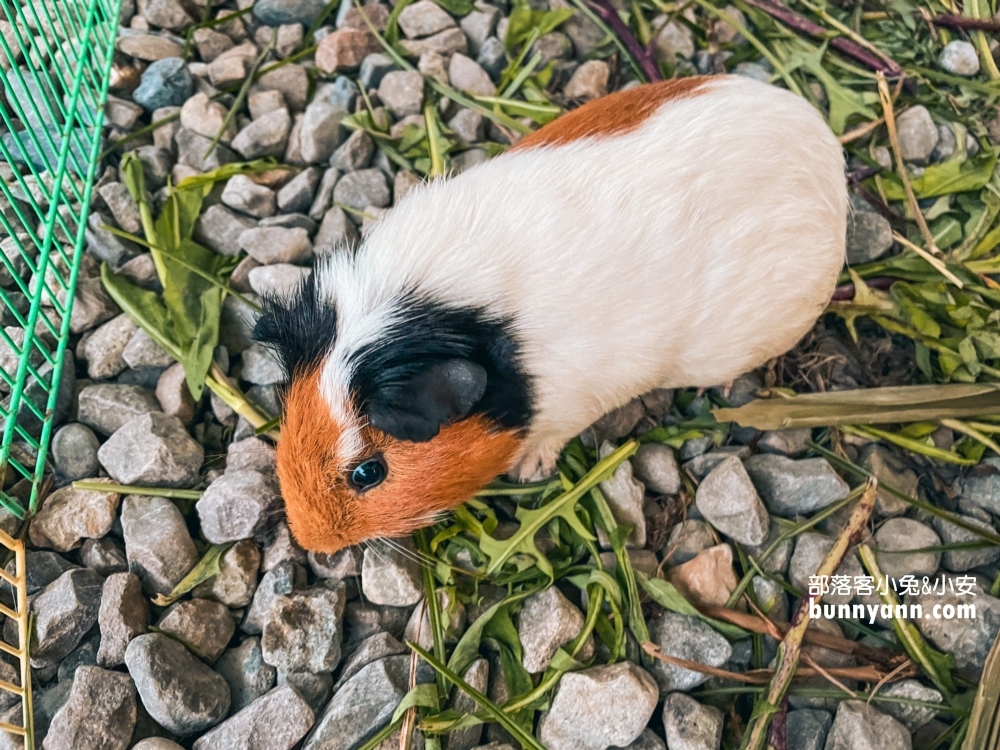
[254,75,848,553]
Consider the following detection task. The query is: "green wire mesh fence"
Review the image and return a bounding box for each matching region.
[0,0,120,528]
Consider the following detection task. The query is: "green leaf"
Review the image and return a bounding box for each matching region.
[100,264,182,361]
[781,42,877,134]
[151,543,232,606]
[479,442,636,579]
[391,683,441,724]
[448,590,535,676]
[408,643,547,750]
[882,148,1000,201]
[636,571,748,640]
[434,0,474,15]
[504,0,574,52]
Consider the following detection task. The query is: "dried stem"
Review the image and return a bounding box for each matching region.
[742,0,901,75]
[877,72,940,258]
[739,477,877,750]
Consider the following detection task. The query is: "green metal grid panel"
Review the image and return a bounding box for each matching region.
[0,0,120,520]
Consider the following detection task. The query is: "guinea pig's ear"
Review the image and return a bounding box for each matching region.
[367,359,487,442]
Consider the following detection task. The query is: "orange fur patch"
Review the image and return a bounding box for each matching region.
[276,368,523,553]
[511,77,710,151]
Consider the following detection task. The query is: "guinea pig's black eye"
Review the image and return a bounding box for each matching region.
[349,455,387,491]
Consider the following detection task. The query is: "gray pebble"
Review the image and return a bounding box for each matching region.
[824,700,912,750]
[359,53,398,89]
[299,98,349,164]
[785,708,831,750]
[254,0,328,25]
[76,383,160,436]
[518,586,590,673]
[132,57,192,111]
[538,663,658,750]
[847,194,894,265]
[97,572,149,668]
[83,313,136,379]
[191,684,315,750]
[30,568,104,663]
[646,612,732,692]
[121,494,198,595]
[125,633,231,736]
[216,637,277,714]
[330,129,375,172]
[239,226,313,265]
[44,666,137,750]
[261,582,346,673]
[315,206,359,250]
[50,423,100,481]
[222,175,277,219]
[661,692,723,750]
[631,442,681,495]
[277,166,322,213]
[873,518,941,578]
[939,40,980,76]
[333,168,391,212]
[157,598,236,663]
[378,70,425,118]
[361,541,422,606]
[194,204,257,256]
[598,440,646,548]
[232,108,292,160]
[932,513,1000,572]
[788,532,862,606]
[192,539,262,608]
[895,105,939,164]
[197,470,283,543]
[878,679,943,731]
[477,37,506,81]
[303,655,420,749]
[243,561,308,636]
[695,456,770,545]
[80,537,129,576]
[743,454,849,517]
[248,263,311,297]
[662,520,716,566]
[98,412,204,487]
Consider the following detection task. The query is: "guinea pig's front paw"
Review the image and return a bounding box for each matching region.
[510,442,561,483]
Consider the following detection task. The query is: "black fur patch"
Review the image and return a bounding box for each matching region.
[252,273,337,379]
[349,298,533,440]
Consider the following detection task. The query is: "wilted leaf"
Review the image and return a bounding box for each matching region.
[964,630,1000,750]
[713,383,1000,430]
[151,543,232,607]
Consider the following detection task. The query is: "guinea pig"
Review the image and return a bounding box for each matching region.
[253,74,847,554]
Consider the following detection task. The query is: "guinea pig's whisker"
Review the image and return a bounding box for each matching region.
[377,537,435,569]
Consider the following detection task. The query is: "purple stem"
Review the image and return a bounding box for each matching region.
[767,700,789,750]
[744,0,903,76]
[934,13,1000,32]
[587,0,663,82]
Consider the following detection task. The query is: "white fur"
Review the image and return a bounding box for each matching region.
[316,76,846,476]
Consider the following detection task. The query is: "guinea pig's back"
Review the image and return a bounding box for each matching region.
[355,75,845,434]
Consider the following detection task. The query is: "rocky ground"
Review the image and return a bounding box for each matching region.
[2,0,1000,748]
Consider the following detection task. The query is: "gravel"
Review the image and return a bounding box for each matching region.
[939,40,980,76]
[191,685,315,750]
[14,5,984,748]
[661,692,724,750]
[646,612,732,692]
[125,633,231,736]
[121,494,199,595]
[98,412,204,487]
[29,480,120,552]
[538,663,658,750]
[97,572,149,668]
[156,598,236,663]
[30,568,103,663]
[743,454,850,516]
[518,586,591,673]
[44,666,137,750]
[694,456,769,545]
